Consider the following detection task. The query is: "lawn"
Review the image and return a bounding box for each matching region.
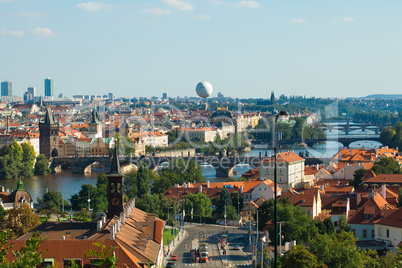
[163,229,178,245]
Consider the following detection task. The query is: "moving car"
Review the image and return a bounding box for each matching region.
[171,255,178,261]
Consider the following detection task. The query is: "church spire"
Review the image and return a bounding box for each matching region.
[110,141,121,174]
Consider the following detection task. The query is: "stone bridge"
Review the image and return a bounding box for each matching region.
[320,123,387,135]
[50,156,263,177]
[279,136,381,148]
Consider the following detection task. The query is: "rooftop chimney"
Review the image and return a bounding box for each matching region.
[198,185,202,193]
[240,186,243,194]
[380,184,386,200]
[207,180,210,188]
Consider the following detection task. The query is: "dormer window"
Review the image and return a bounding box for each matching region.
[363,214,374,220]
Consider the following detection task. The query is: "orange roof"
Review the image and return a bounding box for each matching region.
[262,151,304,163]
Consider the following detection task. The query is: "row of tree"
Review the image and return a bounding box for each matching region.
[252,117,326,142]
[0,141,51,179]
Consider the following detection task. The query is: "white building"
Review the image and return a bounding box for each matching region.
[259,151,305,192]
[374,207,402,252]
[142,132,168,147]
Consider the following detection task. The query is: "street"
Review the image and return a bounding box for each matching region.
[166,223,252,267]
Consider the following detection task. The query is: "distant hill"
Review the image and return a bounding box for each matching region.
[363,94,402,99]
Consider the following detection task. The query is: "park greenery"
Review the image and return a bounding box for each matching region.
[146,131,250,156]
[379,122,402,151]
[251,116,326,142]
[0,141,38,179]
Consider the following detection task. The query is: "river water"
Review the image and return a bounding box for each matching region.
[0,138,382,203]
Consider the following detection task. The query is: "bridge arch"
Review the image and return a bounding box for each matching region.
[81,159,108,175]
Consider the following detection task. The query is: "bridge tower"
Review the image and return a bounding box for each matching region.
[87,109,103,138]
[107,145,124,219]
[39,107,60,158]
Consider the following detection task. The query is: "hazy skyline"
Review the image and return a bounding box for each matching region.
[1,0,401,99]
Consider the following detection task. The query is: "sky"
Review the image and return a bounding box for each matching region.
[1,0,401,99]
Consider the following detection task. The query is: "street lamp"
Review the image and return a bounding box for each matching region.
[168,207,175,245]
[274,111,288,268]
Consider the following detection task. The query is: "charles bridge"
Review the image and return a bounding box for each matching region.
[50,155,326,177]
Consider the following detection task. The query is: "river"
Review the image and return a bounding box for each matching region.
[0,139,382,203]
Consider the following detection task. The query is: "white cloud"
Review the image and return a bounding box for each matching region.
[1,30,24,36]
[31,27,53,37]
[141,8,171,16]
[76,2,118,11]
[291,18,307,24]
[162,0,194,11]
[194,14,210,20]
[233,1,259,9]
[8,30,24,36]
[17,10,42,18]
[333,17,354,24]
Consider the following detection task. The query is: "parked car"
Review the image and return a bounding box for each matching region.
[233,245,241,250]
[171,255,178,261]
[166,261,175,267]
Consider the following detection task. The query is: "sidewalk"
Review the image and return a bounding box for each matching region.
[163,227,188,265]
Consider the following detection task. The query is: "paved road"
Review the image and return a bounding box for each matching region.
[166,223,251,267]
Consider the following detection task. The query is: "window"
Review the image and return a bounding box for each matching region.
[334,221,338,227]
[63,259,81,267]
[362,229,367,238]
[371,229,375,238]
[351,229,356,236]
[378,228,382,237]
[386,229,390,238]
[40,258,54,267]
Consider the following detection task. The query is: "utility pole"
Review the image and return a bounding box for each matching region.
[237,194,240,221]
[255,210,259,268]
[87,190,91,211]
[224,204,227,227]
[191,202,193,222]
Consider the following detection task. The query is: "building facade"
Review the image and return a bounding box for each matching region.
[44,78,53,97]
[1,81,12,97]
[39,108,60,158]
[260,151,305,192]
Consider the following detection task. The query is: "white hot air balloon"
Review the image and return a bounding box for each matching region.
[196,81,213,98]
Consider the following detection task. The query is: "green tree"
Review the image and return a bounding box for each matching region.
[70,184,96,211]
[4,231,47,268]
[83,241,117,268]
[216,187,232,218]
[20,142,36,178]
[37,190,67,211]
[337,215,351,233]
[124,171,138,199]
[0,206,6,223]
[136,162,150,199]
[34,154,51,175]
[73,209,92,222]
[371,157,402,174]
[2,203,40,238]
[351,168,367,189]
[10,141,23,163]
[184,193,212,218]
[281,245,321,268]
[0,230,13,264]
[258,197,314,243]
[309,231,366,268]
[0,155,19,179]
[70,178,107,213]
